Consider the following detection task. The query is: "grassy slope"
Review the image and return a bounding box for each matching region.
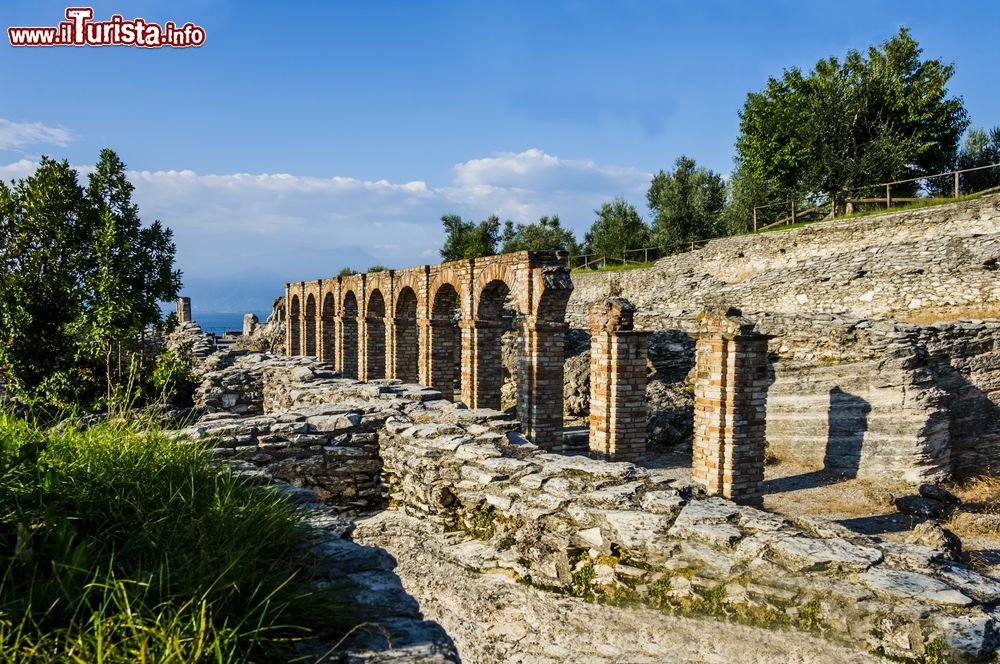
[0,413,344,663]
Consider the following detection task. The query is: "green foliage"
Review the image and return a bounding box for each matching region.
[0,158,89,392]
[150,344,196,406]
[337,266,358,277]
[722,165,786,235]
[0,150,181,409]
[583,197,650,258]
[0,413,348,661]
[500,215,580,255]
[954,127,1000,193]
[648,156,726,252]
[366,264,387,273]
[439,214,500,261]
[735,28,968,213]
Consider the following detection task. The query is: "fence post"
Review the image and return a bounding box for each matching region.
[753,207,757,232]
[885,183,891,209]
[954,171,960,198]
[790,201,796,226]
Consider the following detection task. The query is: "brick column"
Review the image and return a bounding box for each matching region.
[425,319,458,400]
[359,314,386,380]
[335,316,358,378]
[320,316,335,366]
[518,317,565,450]
[588,298,649,462]
[460,320,504,409]
[692,307,770,506]
[391,317,419,383]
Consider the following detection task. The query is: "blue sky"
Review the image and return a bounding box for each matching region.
[2,1,998,312]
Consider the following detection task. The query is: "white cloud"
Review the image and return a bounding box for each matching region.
[0,118,71,150]
[0,149,651,311]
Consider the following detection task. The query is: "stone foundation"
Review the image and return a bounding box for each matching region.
[184,353,1000,662]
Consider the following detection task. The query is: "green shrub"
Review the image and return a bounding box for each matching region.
[0,413,347,662]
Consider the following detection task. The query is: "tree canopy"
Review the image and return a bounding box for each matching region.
[735,28,968,213]
[954,127,1000,194]
[500,215,580,255]
[0,150,180,406]
[648,156,726,252]
[439,214,501,261]
[583,198,649,259]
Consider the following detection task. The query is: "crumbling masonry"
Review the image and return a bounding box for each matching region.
[284,256,773,497]
[284,252,574,449]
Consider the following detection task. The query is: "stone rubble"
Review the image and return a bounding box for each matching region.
[181,352,1000,662]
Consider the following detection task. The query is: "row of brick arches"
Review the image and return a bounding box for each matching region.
[285,252,573,448]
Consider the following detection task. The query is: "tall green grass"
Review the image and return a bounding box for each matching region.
[0,412,344,663]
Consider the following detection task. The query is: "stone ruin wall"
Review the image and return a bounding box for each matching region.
[183,353,1000,662]
[565,196,1000,481]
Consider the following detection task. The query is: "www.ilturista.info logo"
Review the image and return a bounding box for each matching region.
[8,7,205,48]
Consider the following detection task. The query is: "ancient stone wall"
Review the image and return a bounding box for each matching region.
[184,355,1000,662]
[562,197,1000,481]
[568,194,1000,326]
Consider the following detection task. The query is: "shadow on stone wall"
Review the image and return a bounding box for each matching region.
[932,360,1000,477]
[824,386,871,478]
[764,384,871,493]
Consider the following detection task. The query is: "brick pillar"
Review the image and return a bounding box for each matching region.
[320,317,335,365]
[425,319,459,400]
[299,315,309,357]
[335,316,358,378]
[359,314,386,380]
[460,320,504,409]
[692,307,770,506]
[588,298,649,462]
[176,297,192,324]
[518,317,565,450]
[391,317,419,383]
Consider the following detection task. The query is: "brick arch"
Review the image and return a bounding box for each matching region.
[472,264,526,317]
[429,279,462,320]
[288,294,301,355]
[366,288,386,319]
[393,272,425,317]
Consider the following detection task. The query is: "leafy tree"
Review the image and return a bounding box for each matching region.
[500,215,580,255]
[721,165,785,235]
[0,150,180,406]
[955,127,1000,194]
[367,265,387,273]
[583,198,649,259]
[0,157,91,395]
[337,267,358,277]
[647,156,726,252]
[735,28,968,215]
[439,214,500,261]
[76,149,181,402]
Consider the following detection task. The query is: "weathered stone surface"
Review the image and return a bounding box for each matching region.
[858,569,974,606]
[766,536,883,573]
[186,352,1000,662]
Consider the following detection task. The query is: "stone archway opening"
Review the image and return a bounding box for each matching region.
[305,294,317,356]
[321,292,336,365]
[394,287,419,383]
[464,279,512,411]
[429,283,460,400]
[289,294,301,355]
[364,289,387,380]
[341,291,359,378]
